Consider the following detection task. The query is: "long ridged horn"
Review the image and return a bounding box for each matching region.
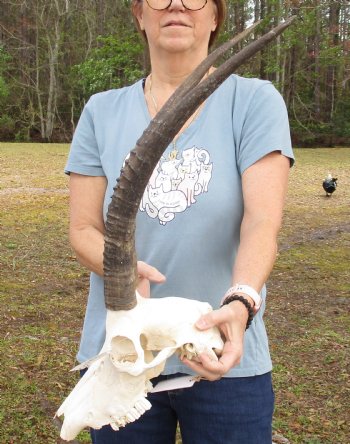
[104,17,297,311]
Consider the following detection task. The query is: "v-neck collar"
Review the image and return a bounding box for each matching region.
[137,78,214,145]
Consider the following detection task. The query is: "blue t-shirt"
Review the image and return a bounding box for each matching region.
[65,74,294,377]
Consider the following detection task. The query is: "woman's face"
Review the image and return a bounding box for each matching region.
[134,0,218,56]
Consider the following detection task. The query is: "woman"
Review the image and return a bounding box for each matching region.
[65,0,294,442]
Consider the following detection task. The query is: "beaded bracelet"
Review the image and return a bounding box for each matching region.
[220,294,254,330]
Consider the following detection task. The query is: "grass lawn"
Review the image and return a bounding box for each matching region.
[0,143,349,443]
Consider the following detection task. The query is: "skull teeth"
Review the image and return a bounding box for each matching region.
[130,407,141,419]
[134,403,145,414]
[116,417,127,427]
[126,413,136,422]
[135,398,152,412]
[110,422,119,431]
[109,398,152,430]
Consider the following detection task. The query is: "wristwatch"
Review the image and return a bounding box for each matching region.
[223,284,262,314]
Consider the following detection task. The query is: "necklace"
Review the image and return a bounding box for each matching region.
[148,74,205,151]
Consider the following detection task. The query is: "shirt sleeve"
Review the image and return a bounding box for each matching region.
[64,96,104,176]
[237,82,294,175]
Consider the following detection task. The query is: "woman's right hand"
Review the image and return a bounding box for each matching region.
[137,261,166,298]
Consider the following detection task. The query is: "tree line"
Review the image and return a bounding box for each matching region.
[0,0,349,146]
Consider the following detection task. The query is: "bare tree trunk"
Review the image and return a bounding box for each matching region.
[275,0,283,85]
[254,0,260,24]
[233,0,245,50]
[32,0,74,141]
[313,0,322,119]
[96,0,106,38]
[259,0,267,79]
[324,1,341,122]
[339,0,350,91]
[280,50,286,97]
[283,4,300,108]
[44,21,60,140]
[34,24,45,138]
[70,96,76,134]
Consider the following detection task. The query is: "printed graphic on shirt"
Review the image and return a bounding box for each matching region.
[124,146,213,225]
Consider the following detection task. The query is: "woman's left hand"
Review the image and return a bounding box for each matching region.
[182,302,249,381]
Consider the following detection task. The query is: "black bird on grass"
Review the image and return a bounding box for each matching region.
[322,173,338,196]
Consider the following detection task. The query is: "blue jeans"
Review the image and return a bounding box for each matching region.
[82,371,274,444]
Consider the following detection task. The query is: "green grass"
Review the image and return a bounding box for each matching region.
[266,147,350,443]
[1,143,349,443]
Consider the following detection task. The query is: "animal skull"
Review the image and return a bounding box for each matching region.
[57,293,223,440]
[57,19,297,441]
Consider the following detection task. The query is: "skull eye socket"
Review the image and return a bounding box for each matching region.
[110,336,137,363]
